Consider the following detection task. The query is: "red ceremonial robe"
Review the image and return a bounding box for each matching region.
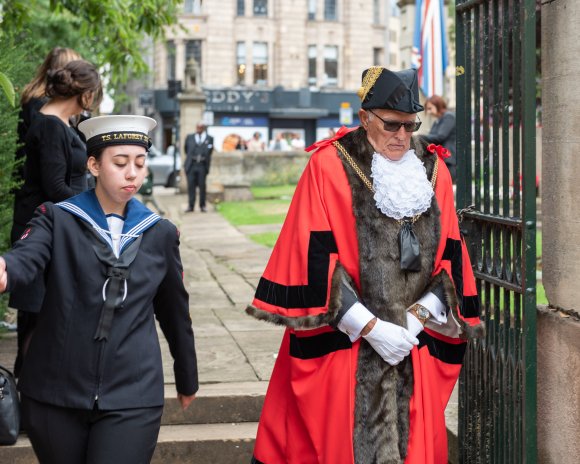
[247,128,481,464]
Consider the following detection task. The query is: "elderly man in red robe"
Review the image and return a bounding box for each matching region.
[246,67,483,464]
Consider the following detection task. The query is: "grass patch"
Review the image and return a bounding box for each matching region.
[249,232,280,248]
[537,282,547,305]
[251,184,296,200]
[217,184,294,245]
[217,199,290,226]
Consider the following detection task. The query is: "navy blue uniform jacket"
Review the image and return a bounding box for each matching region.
[3,195,198,410]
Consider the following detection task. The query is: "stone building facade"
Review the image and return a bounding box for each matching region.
[155,0,400,90]
[149,0,402,150]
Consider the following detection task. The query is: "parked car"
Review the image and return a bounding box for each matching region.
[147,145,180,187]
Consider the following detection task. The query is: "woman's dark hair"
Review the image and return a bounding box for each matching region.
[89,147,105,161]
[425,95,448,115]
[45,60,103,112]
[21,47,81,105]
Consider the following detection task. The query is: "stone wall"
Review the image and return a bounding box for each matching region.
[206,150,310,201]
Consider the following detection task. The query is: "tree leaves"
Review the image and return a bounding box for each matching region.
[0,71,15,107]
[0,0,182,87]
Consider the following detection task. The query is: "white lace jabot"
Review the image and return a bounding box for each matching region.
[370,149,433,220]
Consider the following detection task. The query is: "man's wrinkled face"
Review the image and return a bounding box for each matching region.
[359,108,417,161]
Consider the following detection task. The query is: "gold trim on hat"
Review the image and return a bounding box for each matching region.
[357,66,383,102]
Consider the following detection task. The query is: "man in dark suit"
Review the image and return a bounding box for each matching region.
[184,122,213,212]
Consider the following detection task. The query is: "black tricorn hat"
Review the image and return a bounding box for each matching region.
[358,67,424,113]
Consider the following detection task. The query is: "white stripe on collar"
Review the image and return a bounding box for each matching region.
[57,201,114,248]
[118,213,161,250]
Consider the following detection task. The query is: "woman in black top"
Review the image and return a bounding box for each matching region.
[15,47,81,182]
[0,115,198,464]
[10,59,102,376]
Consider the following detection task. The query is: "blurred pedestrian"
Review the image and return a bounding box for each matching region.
[0,115,198,464]
[268,133,290,151]
[247,131,265,151]
[183,122,213,212]
[422,95,457,182]
[10,59,102,377]
[290,132,305,150]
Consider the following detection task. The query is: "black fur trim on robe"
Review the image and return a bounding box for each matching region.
[338,128,441,464]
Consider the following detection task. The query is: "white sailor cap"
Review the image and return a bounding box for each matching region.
[78,115,157,154]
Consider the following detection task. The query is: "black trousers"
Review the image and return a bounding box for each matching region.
[186,167,207,209]
[21,395,163,464]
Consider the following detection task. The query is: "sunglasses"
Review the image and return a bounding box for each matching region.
[368,109,422,133]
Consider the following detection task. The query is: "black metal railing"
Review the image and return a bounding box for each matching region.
[455,0,537,462]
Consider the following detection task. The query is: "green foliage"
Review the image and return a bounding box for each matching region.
[0,0,182,87]
[0,38,38,254]
[0,72,15,106]
[0,37,39,318]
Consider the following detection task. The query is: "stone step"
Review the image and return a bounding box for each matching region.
[0,422,258,464]
[162,381,267,425]
[153,422,257,463]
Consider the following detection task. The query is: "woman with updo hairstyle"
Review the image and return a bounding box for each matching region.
[16,47,82,172]
[10,59,102,377]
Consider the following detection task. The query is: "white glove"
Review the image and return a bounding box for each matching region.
[406,311,424,337]
[363,318,419,366]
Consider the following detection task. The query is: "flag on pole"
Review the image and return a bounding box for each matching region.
[411,0,449,97]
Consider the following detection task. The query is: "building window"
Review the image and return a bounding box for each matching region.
[237,42,246,85]
[166,41,176,81]
[373,47,383,66]
[253,42,268,85]
[254,0,267,16]
[323,45,338,86]
[237,0,245,16]
[389,29,397,42]
[373,0,380,24]
[308,0,316,20]
[389,53,397,66]
[183,0,202,14]
[308,45,317,86]
[324,0,337,21]
[185,40,202,72]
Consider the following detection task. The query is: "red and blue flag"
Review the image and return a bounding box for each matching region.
[412,0,449,97]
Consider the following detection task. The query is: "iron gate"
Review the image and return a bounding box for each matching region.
[455,0,537,462]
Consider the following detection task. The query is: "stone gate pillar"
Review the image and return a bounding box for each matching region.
[540,1,580,463]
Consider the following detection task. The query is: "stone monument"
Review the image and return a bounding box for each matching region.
[177,58,206,193]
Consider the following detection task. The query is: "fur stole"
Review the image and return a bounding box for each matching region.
[338,128,441,464]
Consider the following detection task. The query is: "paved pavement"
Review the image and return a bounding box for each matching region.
[152,189,284,389]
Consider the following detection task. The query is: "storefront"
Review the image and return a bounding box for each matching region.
[154,86,361,152]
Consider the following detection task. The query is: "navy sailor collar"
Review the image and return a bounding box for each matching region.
[57,189,161,254]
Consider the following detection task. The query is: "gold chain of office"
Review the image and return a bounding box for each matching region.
[332,140,439,225]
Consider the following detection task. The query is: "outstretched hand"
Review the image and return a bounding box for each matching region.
[0,258,6,293]
[178,393,196,410]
